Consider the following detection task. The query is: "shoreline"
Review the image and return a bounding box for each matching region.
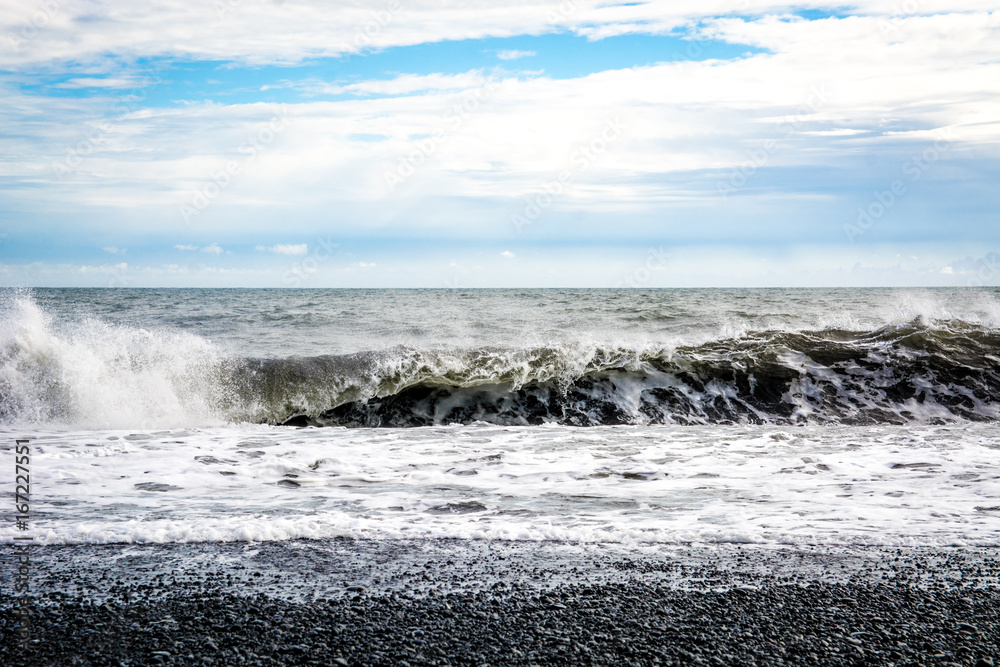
[2,540,999,665]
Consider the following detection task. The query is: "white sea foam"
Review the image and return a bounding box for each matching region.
[3,423,998,547]
[0,293,231,428]
[2,289,999,549]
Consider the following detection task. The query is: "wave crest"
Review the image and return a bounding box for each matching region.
[265,321,1000,427]
[2,291,998,428]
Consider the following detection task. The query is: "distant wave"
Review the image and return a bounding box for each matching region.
[3,293,997,428]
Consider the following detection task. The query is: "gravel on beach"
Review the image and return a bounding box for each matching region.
[2,540,999,666]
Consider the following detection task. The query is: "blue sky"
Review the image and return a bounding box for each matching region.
[1,1,998,287]
[24,33,761,105]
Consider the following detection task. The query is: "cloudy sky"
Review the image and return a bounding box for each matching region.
[0,0,998,287]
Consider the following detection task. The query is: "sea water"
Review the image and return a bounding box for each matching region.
[1,287,998,546]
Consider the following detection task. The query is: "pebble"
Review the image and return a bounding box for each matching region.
[2,542,999,666]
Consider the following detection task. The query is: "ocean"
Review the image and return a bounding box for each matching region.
[2,287,999,548]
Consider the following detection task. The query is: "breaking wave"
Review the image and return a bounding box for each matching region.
[2,292,999,428]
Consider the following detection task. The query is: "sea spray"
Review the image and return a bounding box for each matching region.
[2,291,999,428]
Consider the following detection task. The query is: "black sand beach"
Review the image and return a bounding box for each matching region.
[2,540,999,666]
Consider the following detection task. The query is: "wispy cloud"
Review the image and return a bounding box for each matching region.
[1,2,997,287]
[55,77,148,90]
[5,1,994,69]
[497,49,535,61]
[280,71,494,97]
[256,243,308,255]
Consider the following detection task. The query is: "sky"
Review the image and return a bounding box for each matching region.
[0,0,998,288]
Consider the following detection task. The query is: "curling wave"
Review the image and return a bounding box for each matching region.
[2,292,998,428]
[266,323,1000,427]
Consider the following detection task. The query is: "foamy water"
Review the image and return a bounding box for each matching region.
[2,423,998,546]
[1,288,999,547]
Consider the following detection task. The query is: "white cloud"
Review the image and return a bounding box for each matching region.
[3,1,995,69]
[941,266,954,274]
[5,11,996,225]
[296,71,494,97]
[201,243,224,255]
[357,261,376,268]
[256,243,308,255]
[1,4,998,287]
[500,250,516,258]
[497,49,535,61]
[803,129,868,137]
[71,262,128,276]
[9,242,995,288]
[175,244,198,251]
[55,77,147,89]
[103,246,120,254]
